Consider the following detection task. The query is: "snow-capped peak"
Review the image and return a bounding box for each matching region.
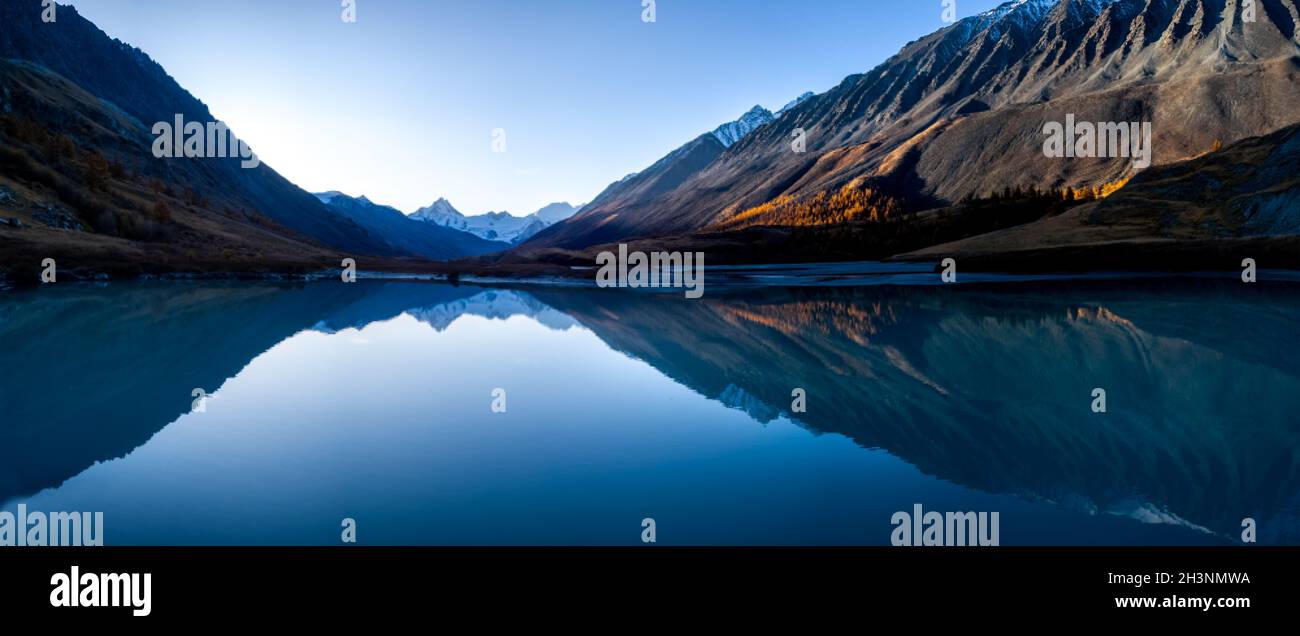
[315,191,377,207]
[977,0,1116,32]
[410,197,464,223]
[970,0,1062,41]
[777,91,815,116]
[711,105,776,148]
[533,202,579,224]
[410,199,579,245]
[980,0,1056,19]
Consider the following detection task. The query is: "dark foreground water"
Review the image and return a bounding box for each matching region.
[1,275,1298,545]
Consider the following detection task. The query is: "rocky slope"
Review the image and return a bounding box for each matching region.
[524,99,812,249]
[0,58,345,281]
[902,121,1300,266]
[523,0,1300,253]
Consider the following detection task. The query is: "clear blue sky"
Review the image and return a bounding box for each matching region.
[68,0,1007,216]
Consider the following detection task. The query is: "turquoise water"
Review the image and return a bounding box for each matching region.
[1,276,1297,545]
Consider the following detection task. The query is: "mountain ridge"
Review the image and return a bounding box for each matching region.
[0,1,407,257]
[521,0,1300,253]
[523,96,816,249]
[313,192,505,259]
[411,198,580,244]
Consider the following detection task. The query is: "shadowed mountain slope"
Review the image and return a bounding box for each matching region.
[0,2,441,262]
[0,58,345,279]
[903,120,1300,264]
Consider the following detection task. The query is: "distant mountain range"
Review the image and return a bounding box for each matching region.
[410,199,580,244]
[521,0,1300,268]
[313,193,504,259]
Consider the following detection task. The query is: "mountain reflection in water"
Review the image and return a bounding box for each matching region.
[1,278,1296,545]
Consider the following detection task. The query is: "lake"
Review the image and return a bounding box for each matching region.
[2,272,1298,545]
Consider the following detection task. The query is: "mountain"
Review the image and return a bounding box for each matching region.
[314,192,506,259]
[409,197,463,226]
[0,2,401,258]
[527,97,817,250]
[419,207,537,243]
[511,215,549,244]
[533,201,582,224]
[711,105,776,148]
[711,95,818,148]
[778,91,816,115]
[902,121,1300,266]
[521,0,1300,253]
[411,199,580,244]
[0,57,347,281]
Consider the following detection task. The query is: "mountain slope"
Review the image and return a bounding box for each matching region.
[523,133,728,248]
[711,105,775,147]
[525,98,819,249]
[902,120,1300,263]
[314,192,506,259]
[532,201,581,224]
[0,1,395,256]
[523,0,1300,251]
[410,198,463,226]
[0,58,342,280]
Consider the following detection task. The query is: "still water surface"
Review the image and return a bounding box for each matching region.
[1,274,1297,545]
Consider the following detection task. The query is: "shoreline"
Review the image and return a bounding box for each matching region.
[5,233,1299,291]
[5,259,1298,293]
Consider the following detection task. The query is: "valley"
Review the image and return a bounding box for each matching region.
[2,0,1298,283]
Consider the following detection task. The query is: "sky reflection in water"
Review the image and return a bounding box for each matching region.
[1,278,1297,545]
